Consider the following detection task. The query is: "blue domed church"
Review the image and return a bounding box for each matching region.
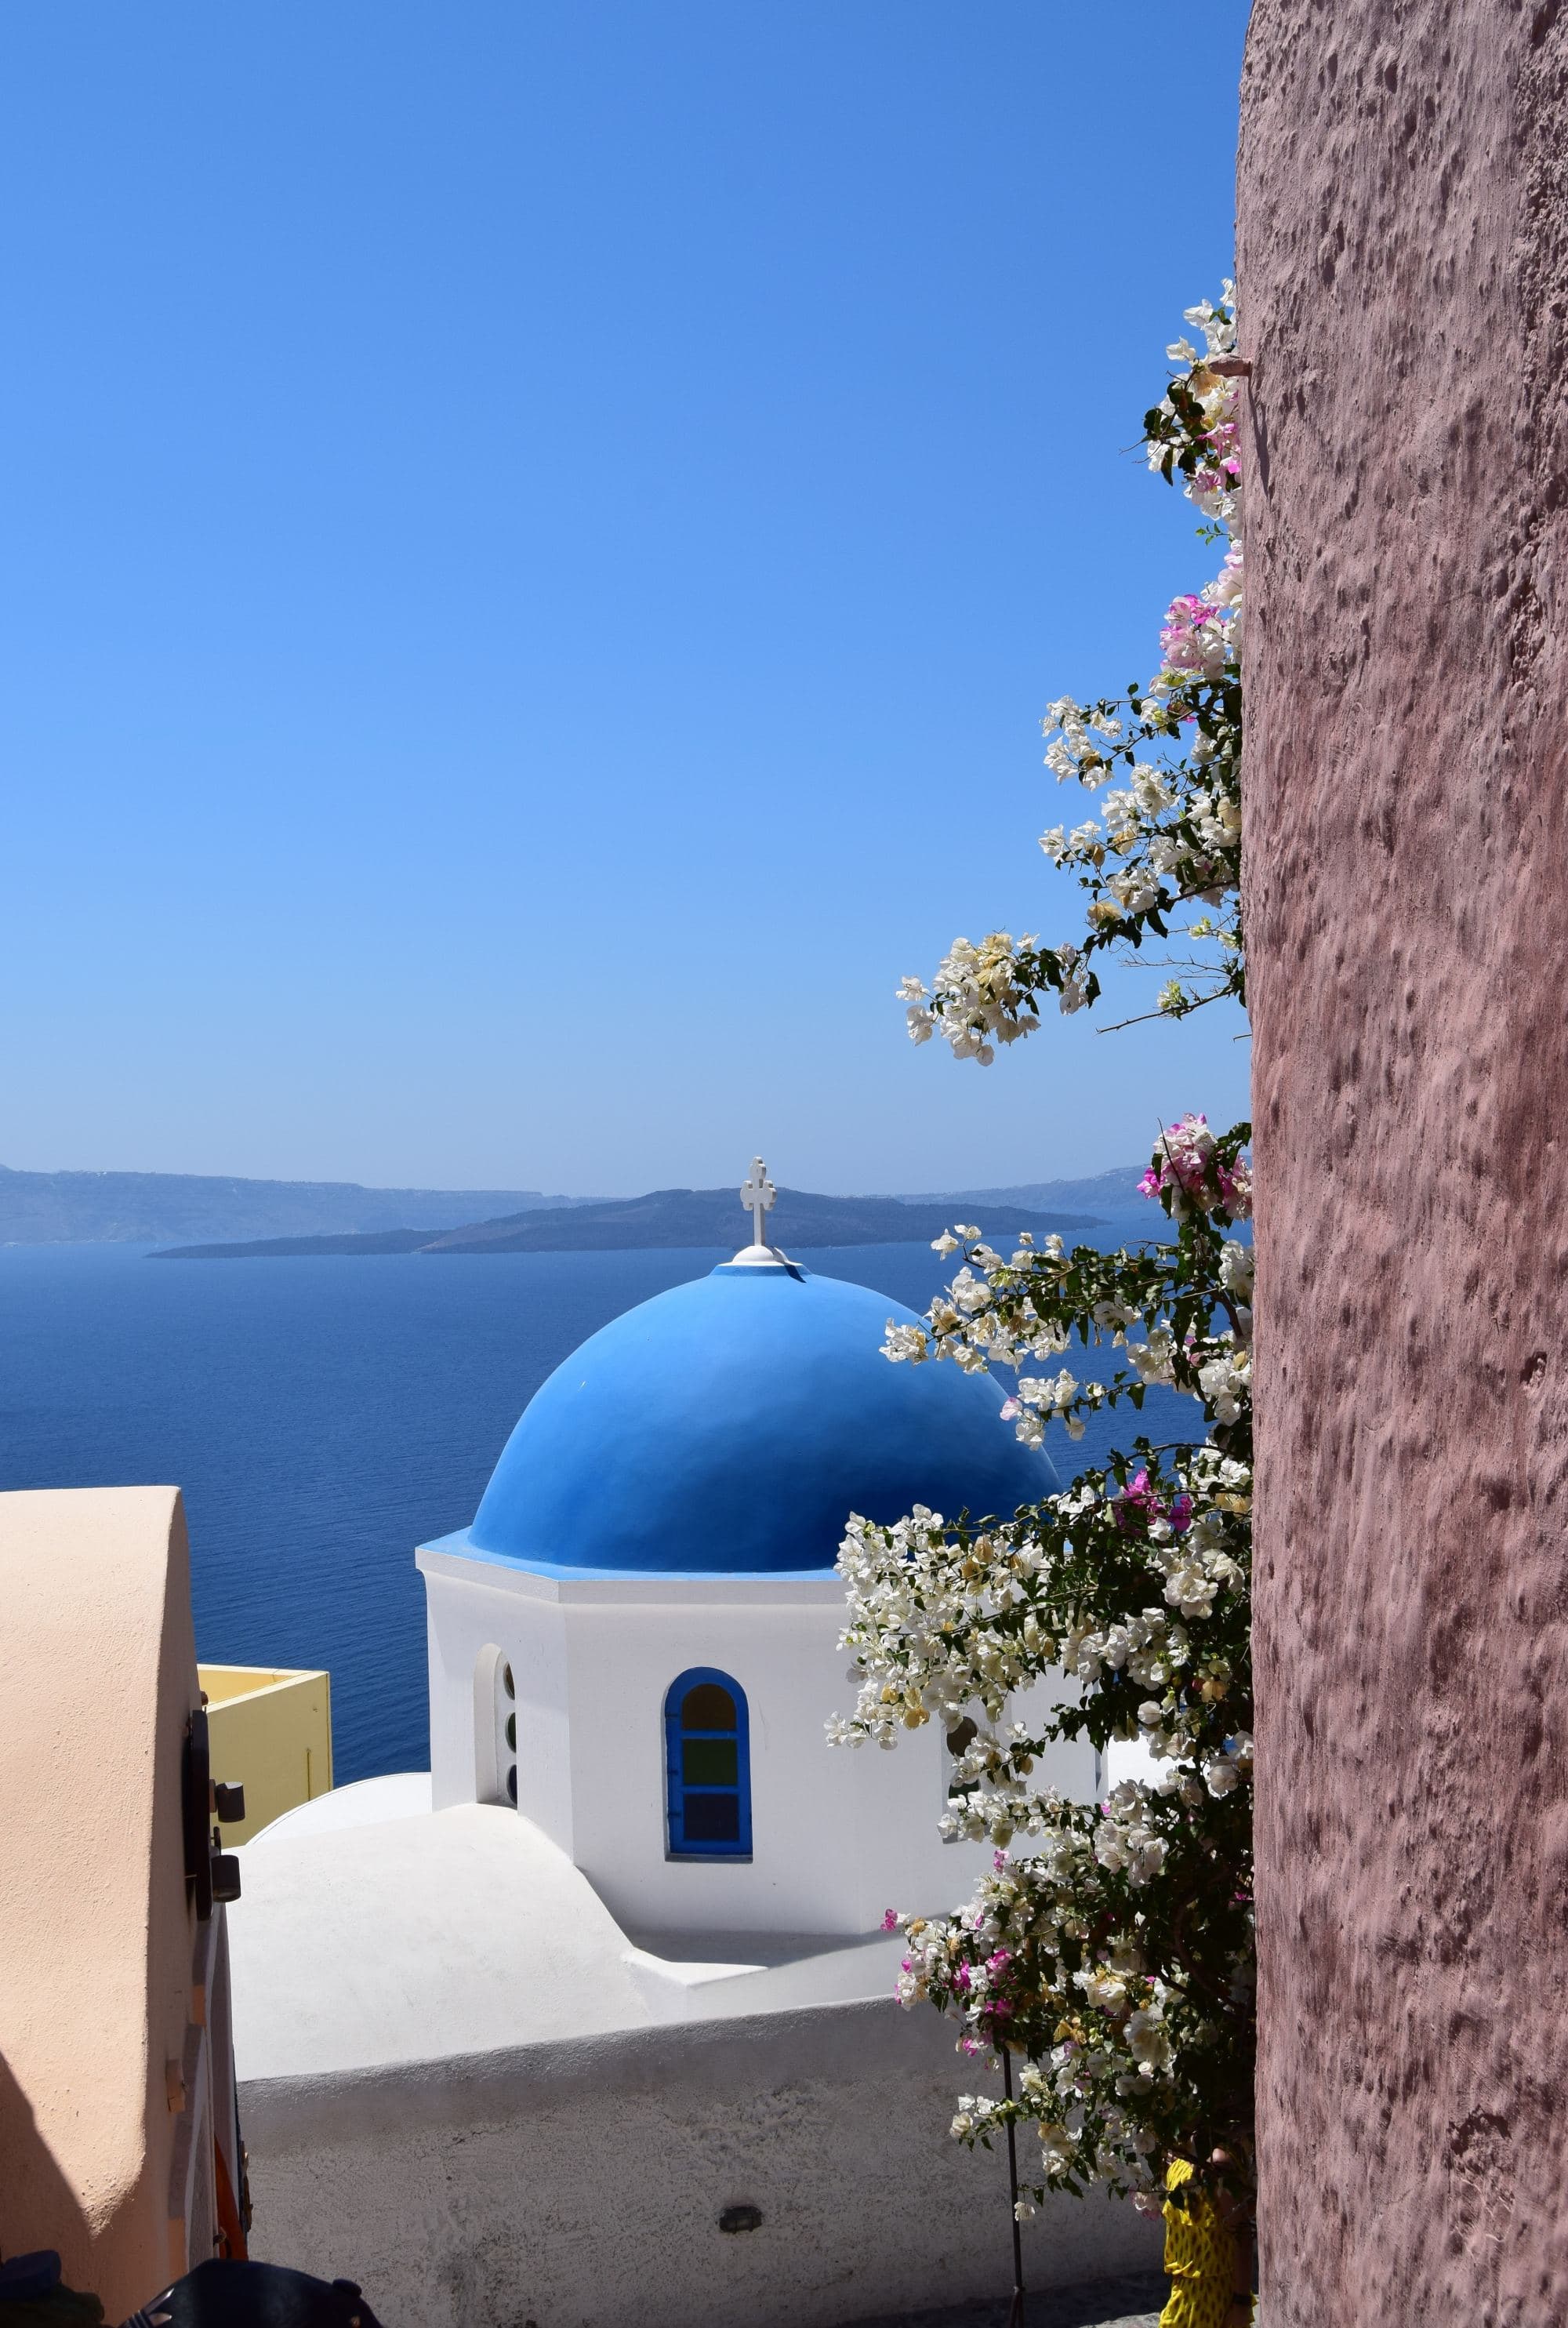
[229,1169,1149,2320]
[416,1165,1067,1937]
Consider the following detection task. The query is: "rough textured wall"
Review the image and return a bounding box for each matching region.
[242,2010,1160,2328]
[1238,5,1568,2322]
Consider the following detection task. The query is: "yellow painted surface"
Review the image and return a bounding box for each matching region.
[198,1665,333,1844]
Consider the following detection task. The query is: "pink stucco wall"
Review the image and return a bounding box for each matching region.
[1239,5,1568,2320]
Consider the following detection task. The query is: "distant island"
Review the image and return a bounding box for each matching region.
[0,1157,1151,1255]
[895,1166,1151,1217]
[151,1182,1124,1260]
[0,1164,601,1248]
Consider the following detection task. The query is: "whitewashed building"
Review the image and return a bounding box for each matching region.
[228,1171,1158,2326]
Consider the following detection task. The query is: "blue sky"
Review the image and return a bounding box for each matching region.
[1,2,1250,1197]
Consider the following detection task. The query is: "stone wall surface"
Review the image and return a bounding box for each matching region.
[241,2004,1160,2328]
[1238,4,1568,2322]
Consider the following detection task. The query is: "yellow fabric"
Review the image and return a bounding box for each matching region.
[1159,2158,1253,2328]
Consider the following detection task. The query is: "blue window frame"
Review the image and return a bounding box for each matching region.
[665,1668,751,1858]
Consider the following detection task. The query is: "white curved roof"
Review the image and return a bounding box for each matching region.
[230,1796,901,2080]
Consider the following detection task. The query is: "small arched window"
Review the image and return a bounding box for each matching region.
[474,1644,517,1808]
[664,1669,751,1858]
[499,1658,517,1807]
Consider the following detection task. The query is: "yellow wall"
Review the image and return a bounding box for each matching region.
[198,1665,333,1844]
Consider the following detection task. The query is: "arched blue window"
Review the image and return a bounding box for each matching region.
[664,1668,751,1858]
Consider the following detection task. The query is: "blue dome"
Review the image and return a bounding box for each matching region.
[452,1260,1052,1579]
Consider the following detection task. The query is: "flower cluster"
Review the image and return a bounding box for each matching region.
[1138,1113,1253,1222]
[835,1135,1255,2201]
[900,285,1243,1042]
[1145,288,1243,532]
[902,936,1040,1065]
[1153,551,1242,694]
[877,1116,1252,1452]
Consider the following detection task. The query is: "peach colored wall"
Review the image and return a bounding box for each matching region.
[0,1488,224,2316]
[1240,5,1568,2320]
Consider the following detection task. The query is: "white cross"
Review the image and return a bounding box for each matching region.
[740,1157,776,1248]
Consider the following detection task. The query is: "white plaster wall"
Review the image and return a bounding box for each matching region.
[230,1807,656,2077]
[419,1550,1099,1938]
[564,1586,942,1935]
[422,1562,574,1850]
[241,2000,1160,2328]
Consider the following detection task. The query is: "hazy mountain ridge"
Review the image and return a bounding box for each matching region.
[3,1159,1149,1253]
[423,1186,1103,1254]
[153,1184,1105,1260]
[895,1167,1149,1215]
[0,1164,600,1247]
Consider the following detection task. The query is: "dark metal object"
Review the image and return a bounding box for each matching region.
[0,2251,64,2301]
[181,1710,212,1919]
[180,1708,246,1915]
[719,2203,764,2233]
[120,2261,383,2328]
[1002,2046,1025,2328]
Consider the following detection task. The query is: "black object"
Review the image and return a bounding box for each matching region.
[181,1712,212,1920]
[717,2204,762,2234]
[120,2262,383,2328]
[179,1711,244,1916]
[0,2253,63,2301]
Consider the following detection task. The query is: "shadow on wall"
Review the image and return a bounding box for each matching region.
[0,2048,100,2305]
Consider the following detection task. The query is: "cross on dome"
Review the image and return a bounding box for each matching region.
[740,1157,776,1248]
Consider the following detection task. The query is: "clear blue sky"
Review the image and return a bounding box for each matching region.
[1,2,1250,1197]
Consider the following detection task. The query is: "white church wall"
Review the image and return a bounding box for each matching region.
[240,1996,1161,2328]
[1008,1670,1102,1808]
[419,1548,1102,1939]
[561,1581,939,1936]
[420,1557,574,1848]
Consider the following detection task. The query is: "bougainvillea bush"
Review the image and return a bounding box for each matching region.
[833,289,1254,2214]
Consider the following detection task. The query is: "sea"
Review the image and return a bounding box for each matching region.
[0,1236,1186,1785]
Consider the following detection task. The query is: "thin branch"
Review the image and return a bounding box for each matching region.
[1094,987,1236,1034]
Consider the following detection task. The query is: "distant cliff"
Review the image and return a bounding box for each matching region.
[7,1158,1148,1255]
[0,1165,593,1247]
[421,1186,1105,1253]
[152,1183,1107,1259]
[896,1166,1149,1217]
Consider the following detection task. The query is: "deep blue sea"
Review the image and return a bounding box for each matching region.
[0,1239,1186,1784]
